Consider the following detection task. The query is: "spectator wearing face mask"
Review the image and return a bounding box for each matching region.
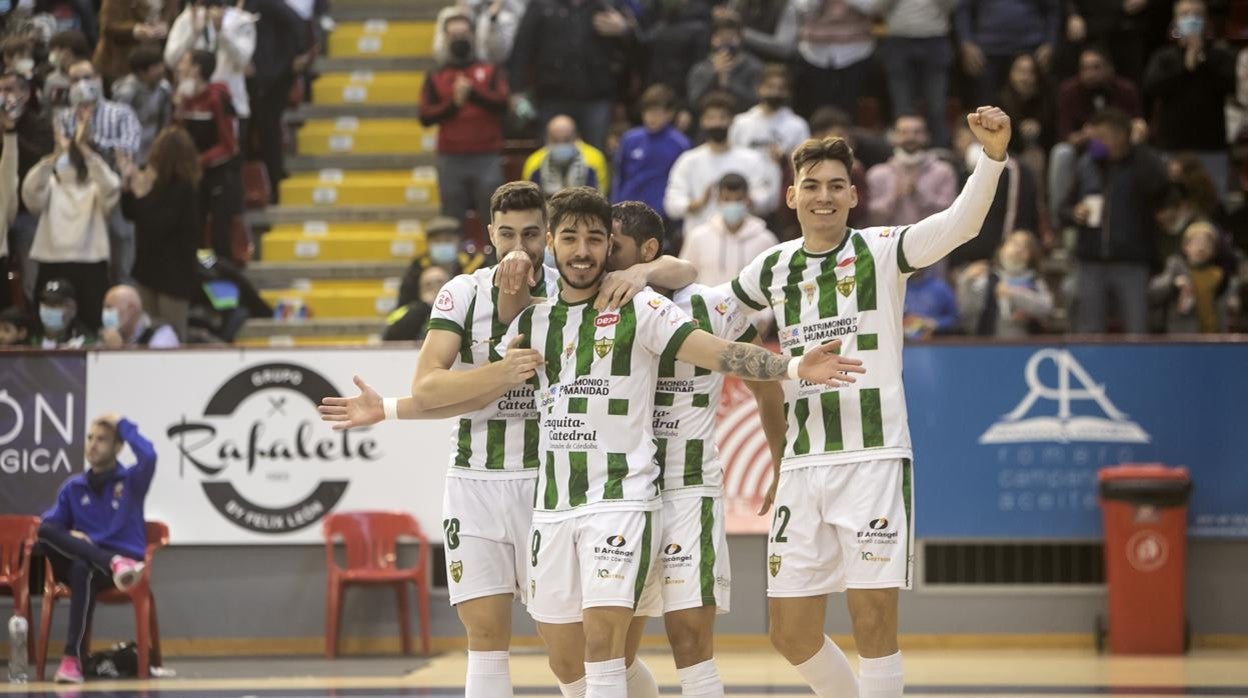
[24,118,121,334]
[1,37,37,79]
[419,10,508,228]
[396,216,485,308]
[165,0,258,134]
[98,283,179,348]
[664,92,779,233]
[522,114,610,197]
[0,71,55,302]
[957,229,1053,336]
[866,112,957,227]
[383,264,451,341]
[677,172,779,286]
[729,64,810,165]
[41,31,93,111]
[32,278,96,348]
[110,46,173,166]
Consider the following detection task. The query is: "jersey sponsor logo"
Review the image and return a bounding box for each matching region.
[836,275,856,297]
[449,560,463,582]
[869,517,888,530]
[768,553,782,577]
[594,535,635,562]
[860,551,892,563]
[664,543,682,555]
[647,297,664,310]
[979,349,1151,444]
[595,313,620,328]
[837,255,857,268]
[435,289,454,311]
[539,384,561,410]
[857,519,898,544]
[606,535,627,547]
[594,337,614,358]
[714,301,730,315]
[878,228,893,238]
[597,568,625,579]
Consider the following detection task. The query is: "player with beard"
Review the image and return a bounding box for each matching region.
[321,181,698,698]
[490,187,861,698]
[610,201,788,697]
[728,107,1010,698]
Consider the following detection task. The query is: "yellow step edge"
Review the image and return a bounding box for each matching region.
[266,220,427,235]
[297,132,434,155]
[268,279,402,293]
[260,291,398,319]
[278,181,439,207]
[237,335,382,347]
[285,168,437,182]
[301,118,431,132]
[260,236,426,262]
[312,73,424,106]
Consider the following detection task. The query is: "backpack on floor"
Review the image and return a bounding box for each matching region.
[84,641,140,679]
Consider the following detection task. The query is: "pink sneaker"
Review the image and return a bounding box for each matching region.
[53,655,83,683]
[110,556,145,591]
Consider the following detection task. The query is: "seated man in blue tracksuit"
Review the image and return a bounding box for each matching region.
[38,414,156,684]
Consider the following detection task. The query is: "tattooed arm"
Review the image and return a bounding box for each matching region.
[674,329,865,386]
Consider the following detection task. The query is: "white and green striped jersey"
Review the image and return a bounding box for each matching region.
[500,289,697,521]
[426,264,559,478]
[655,283,756,498]
[730,152,1005,471]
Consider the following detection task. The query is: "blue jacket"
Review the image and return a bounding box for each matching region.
[955,0,1059,56]
[612,125,690,214]
[905,272,960,335]
[42,419,156,559]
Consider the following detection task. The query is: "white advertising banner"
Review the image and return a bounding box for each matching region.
[85,348,452,545]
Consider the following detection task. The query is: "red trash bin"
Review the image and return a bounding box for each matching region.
[1097,464,1192,655]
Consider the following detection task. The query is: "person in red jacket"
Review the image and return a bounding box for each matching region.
[419,11,509,229]
[173,49,244,265]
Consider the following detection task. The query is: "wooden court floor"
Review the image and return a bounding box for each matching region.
[3,647,1248,696]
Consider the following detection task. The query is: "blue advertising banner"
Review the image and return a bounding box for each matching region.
[0,354,87,516]
[906,343,1247,539]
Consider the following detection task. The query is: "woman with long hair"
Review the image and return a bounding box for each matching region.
[119,124,202,340]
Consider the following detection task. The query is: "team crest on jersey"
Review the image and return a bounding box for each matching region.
[435,289,454,311]
[879,227,893,238]
[449,560,463,583]
[802,282,816,303]
[539,385,561,410]
[565,341,576,359]
[647,297,664,310]
[594,337,614,358]
[768,554,782,577]
[837,275,856,297]
[714,301,730,315]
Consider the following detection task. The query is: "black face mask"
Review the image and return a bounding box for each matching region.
[450,37,473,61]
[760,96,786,109]
[703,126,728,143]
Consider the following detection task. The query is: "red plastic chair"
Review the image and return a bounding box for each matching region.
[36,521,169,680]
[323,511,431,659]
[0,515,40,662]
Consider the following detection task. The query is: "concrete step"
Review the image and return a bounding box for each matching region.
[311,71,424,106]
[327,21,435,59]
[279,169,439,207]
[260,220,427,263]
[287,103,420,123]
[315,55,433,73]
[286,152,435,172]
[260,285,399,320]
[296,117,434,155]
[246,260,410,289]
[247,204,439,226]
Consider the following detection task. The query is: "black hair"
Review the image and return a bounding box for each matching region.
[611,201,665,251]
[189,49,216,81]
[547,186,612,234]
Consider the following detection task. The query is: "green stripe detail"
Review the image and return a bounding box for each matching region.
[543,452,558,509]
[736,323,758,344]
[611,303,636,376]
[654,438,667,490]
[902,459,914,587]
[488,286,505,362]
[896,226,917,273]
[699,497,716,607]
[457,293,477,364]
[692,394,710,408]
[757,250,783,309]
[654,392,675,407]
[858,333,878,350]
[454,419,472,467]
[684,439,704,486]
[426,318,463,335]
[568,397,588,414]
[821,392,843,452]
[485,420,506,469]
[633,511,653,605]
[568,451,588,507]
[523,419,539,468]
[781,401,790,454]
[792,398,811,455]
[518,307,539,389]
[604,453,628,500]
[689,295,713,377]
[860,388,884,448]
[783,249,808,327]
[731,277,765,311]
[817,254,839,318]
[575,307,597,376]
[608,398,629,416]
[659,323,696,369]
[790,345,805,357]
[850,233,877,311]
[543,304,568,385]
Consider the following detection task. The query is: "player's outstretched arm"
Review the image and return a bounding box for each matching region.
[900,106,1011,272]
[675,330,864,386]
[494,250,540,325]
[319,376,510,430]
[594,255,698,311]
[409,331,543,410]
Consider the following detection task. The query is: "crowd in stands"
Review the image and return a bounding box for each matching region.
[0,0,320,347]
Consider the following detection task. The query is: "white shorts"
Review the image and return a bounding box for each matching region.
[441,475,537,606]
[636,494,730,617]
[766,459,914,597]
[527,509,659,624]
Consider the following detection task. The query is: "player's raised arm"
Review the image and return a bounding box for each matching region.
[594,254,698,311]
[898,106,1012,272]
[675,329,864,386]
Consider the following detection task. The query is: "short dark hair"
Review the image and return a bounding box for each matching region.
[0,71,30,91]
[49,31,90,59]
[548,186,612,234]
[710,13,742,35]
[717,172,748,193]
[699,91,736,118]
[1079,44,1114,67]
[129,44,164,73]
[1086,107,1131,134]
[639,83,677,112]
[611,201,665,251]
[760,64,790,85]
[189,49,216,81]
[0,36,32,58]
[791,137,855,178]
[490,181,546,222]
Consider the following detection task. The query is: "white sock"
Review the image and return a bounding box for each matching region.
[465,650,512,698]
[584,657,628,698]
[626,657,661,698]
[677,658,724,696]
[858,651,904,698]
[559,676,588,698]
[794,636,859,697]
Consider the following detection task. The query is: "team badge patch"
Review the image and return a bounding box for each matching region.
[714,301,730,315]
[565,341,575,359]
[435,289,454,311]
[802,282,816,303]
[879,227,893,238]
[768,554,782,577]
[594,337,614,358]
[837,275,856,298]
[647,297,664,309]
[449,560,463,583]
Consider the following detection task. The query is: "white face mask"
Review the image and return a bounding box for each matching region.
[68,78,101,107]
[14,58,34,75]
[101,307,121,330]
[177,78,200,98]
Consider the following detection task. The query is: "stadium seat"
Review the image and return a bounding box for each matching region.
[322,511,431,659]
[0,515,40,663]
[36,521,169,680]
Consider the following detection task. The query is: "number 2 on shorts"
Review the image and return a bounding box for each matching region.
[772,505,791,543]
